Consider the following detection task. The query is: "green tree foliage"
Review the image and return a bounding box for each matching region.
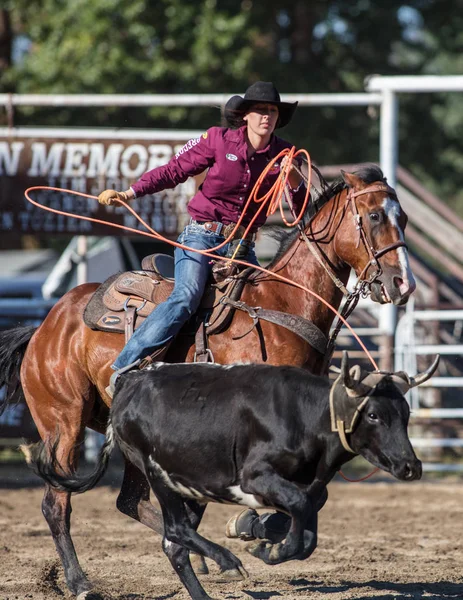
[1,0,462,212]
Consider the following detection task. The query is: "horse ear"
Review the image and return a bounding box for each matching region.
[341,170,364,189]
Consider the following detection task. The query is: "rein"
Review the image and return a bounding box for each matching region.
[288,179,408,373]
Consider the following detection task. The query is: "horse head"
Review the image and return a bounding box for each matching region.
[318,165,416,306]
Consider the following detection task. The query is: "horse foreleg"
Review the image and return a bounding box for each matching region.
[42,485,92,598]
[116,458,164,534]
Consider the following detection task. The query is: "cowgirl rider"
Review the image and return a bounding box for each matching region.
[98,81,306,395]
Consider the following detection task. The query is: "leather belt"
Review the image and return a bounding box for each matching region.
[190,219,256,242]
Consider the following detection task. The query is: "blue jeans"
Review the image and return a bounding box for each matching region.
[112,223,260,370]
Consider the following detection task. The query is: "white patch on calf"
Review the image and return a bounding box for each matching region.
[382,197,416,293]
[147,454,209,502]
[227,485,265,509]
[146,362,166,370]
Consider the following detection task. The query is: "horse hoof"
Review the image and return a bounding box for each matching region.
[76,592,90,600]
[190,553,209,575]
[215,566,248,582]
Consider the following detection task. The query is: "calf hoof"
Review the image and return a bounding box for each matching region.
[190,552,209,575]
[247,540,286,565]
[215,565,249,582]
[73,580,93,599]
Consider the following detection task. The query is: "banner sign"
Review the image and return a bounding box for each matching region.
[0,127,204,237]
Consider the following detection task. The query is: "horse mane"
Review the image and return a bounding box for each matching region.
[265,163,386,269]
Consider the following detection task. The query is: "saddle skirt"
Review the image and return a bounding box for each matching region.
[83,253,255,341]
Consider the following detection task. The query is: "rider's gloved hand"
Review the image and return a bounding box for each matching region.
[98,189,131,206]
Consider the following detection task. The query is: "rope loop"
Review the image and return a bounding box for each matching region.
[24,150,380,483]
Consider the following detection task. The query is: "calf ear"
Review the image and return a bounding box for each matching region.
[391,371,411,395]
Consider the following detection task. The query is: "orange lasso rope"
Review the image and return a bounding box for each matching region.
[24,147,378,369]
[25,149,380,483]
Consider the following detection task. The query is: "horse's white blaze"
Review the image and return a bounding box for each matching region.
[227,485,265,509]
[382,197,416,294]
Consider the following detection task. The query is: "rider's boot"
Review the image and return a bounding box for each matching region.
[105,342,172,399]
[105,359,142,400]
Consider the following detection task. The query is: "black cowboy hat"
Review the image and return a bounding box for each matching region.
[224,81,298,129]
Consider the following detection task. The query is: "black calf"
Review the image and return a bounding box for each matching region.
[29,352,438,600]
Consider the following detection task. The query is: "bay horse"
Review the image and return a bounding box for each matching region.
[0,165,415,597]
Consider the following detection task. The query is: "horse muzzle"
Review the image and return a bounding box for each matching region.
[370,274,416,306]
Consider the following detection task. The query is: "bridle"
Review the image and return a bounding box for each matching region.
[346,183,408,284]
[295,180,408,373]
[297,181,408,298]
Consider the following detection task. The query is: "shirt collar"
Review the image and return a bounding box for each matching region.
[236,125,275,155]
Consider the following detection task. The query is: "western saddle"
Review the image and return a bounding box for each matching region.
[83,253,256,362]
[84,253,328,364]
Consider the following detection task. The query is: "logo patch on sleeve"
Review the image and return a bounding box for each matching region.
[202,132,208,139]
[226,153,238,161]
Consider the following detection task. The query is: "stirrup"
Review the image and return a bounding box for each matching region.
[105,359,142,399]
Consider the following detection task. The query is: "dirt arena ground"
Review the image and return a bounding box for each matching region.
[1,465,462,600]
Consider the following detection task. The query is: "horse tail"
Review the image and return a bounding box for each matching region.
[0,325,37,415]
[22,418,116,494]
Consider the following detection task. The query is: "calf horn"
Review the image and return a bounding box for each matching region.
[395,355,440,391]
[340,351,367,397]
[340,351,352,387]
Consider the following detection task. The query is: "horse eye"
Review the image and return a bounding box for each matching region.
[369,213,380,222]
[368,412,378,421]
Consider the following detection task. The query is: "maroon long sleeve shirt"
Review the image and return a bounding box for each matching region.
[131,125,306,232]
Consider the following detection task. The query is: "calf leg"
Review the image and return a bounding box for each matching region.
[162,497,247,577]
[229,488,328,545]
[243,466,316,565]
[185,502,209,575]
[162,538,212,600]
[146,474,247,598]
[116,461,208,574]
[116,458,163,535]
[244,508,319,563]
